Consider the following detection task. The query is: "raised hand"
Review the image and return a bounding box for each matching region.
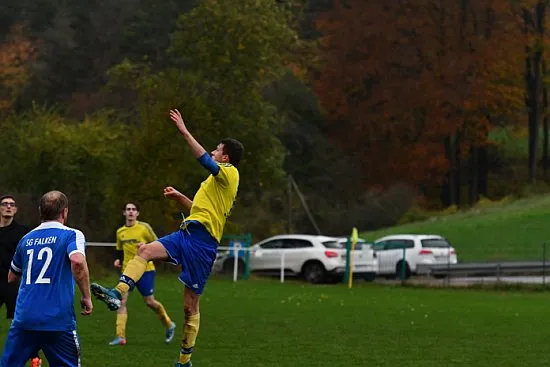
[169,109,188,135]
[163,186,183,200]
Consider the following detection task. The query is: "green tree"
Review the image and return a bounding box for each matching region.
[0,105,129,238]
[102,0,302,237]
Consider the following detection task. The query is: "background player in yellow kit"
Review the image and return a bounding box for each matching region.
[92,109,244,367]
[108,201,176,346]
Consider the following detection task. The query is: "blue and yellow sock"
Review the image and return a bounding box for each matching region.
[178,313,200,364]
[115,256,147,295]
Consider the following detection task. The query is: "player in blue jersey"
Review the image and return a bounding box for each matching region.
[0,190,93,367]
[92,109,243,367]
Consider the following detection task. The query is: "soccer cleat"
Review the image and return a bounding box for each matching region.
[165,321,176,344]
[108,336,127,346]
[175,362,192,367]
[90,283,122,311]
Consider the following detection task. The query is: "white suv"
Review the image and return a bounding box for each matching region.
[336,237,378,281]
[247,234,377,283]
[373,234,457,278]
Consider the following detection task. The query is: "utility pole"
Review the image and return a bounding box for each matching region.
[288,175,321,235]
[287,175,292,233]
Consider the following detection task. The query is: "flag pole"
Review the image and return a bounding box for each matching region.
[348,227,358,289]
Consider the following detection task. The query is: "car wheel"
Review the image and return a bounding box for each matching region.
[363,272,376,282]
[395,261,411,279]
[302,261,326,284]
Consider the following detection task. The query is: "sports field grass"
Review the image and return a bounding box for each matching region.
[361,194,550,262]
[1,275,549,367]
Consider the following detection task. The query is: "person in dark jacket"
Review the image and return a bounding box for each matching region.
[0,194,43,366]
[0,195,29,320]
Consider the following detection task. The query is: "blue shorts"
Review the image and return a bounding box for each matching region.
[158,221,218,295]
[131,270,155,297]
[1,327,80,367]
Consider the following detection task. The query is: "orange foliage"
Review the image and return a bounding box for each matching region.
[0,25,36,113]
[315,0,524,188]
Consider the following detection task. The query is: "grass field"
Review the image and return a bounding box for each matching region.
[2,275,549,367]
[361,195,550,262]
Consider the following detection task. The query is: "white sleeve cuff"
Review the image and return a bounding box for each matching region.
[10,261,22,275]
[68,250,86,258]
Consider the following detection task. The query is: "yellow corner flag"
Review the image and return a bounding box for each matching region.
[351,227,358,244]
[348,227,359,289]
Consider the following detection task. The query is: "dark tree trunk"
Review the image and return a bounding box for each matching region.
[443,135,460,206]
[542,60,549,177]
[455,133,462,207]
[478,145,488,197]
[469,145,479,205]
[523,2,547,183]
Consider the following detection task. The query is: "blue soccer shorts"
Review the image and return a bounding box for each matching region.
[132,270,155,297]
[1,327,81,367]
[158,220,218,295]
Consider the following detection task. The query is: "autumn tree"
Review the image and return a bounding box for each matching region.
[0,24,35,115]
[315,0,523,207]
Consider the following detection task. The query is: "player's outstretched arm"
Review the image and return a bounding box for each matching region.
[70,252,93,315]
[170,109,206,158]
[164,186,193,212]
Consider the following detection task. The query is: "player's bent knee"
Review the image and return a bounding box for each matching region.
[137,241,168,261]
[137,244,152,259]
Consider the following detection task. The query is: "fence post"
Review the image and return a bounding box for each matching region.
[543,243,547,286]
[233,242,241,282]
[400,247,406,283]
[280,251,286,284]
[343,237,351,284]
[244,233,251,280]
[446,243,451,287]
[496,263,501,283]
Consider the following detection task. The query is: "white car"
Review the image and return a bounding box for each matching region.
[373,234,457,278]
[245,234,378,283]
[336,237,378,281]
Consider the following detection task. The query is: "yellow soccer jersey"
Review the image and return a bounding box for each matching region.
[116,221,157,271]
[186,162,239,242]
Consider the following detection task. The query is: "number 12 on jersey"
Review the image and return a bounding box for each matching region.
[26,247,53,285]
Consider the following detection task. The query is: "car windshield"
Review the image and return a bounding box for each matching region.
[421,238,451,248]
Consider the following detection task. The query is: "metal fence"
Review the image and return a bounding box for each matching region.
[86,238,550,288]
[86,233,254,281]
[375,242,550,288]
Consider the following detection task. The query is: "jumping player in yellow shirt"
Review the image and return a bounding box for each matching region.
[91,109,244,367]
[108,201,176,346]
